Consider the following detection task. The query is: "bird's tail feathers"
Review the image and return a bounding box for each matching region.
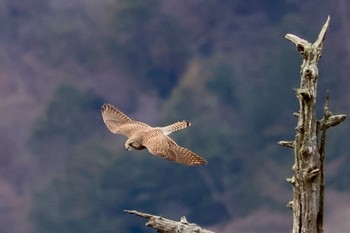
[161,120,191,135]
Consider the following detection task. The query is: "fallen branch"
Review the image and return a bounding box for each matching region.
[124,210,215,233]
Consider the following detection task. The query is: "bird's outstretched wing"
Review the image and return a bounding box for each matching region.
[143,133,207,166]
[101,103,150,137]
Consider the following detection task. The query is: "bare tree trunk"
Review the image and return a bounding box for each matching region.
[279,16,346,233]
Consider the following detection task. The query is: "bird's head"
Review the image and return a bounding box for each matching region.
[125,137,145,151]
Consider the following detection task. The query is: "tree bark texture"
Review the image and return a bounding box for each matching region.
[125,210,215,233]
[279,16,346,233]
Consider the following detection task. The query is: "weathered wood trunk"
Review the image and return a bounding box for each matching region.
[279,16,346,233]
[124,210,215,233]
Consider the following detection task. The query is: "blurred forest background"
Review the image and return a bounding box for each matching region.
[0,0,349,232]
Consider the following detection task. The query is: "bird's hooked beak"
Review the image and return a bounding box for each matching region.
[125,143,132,151]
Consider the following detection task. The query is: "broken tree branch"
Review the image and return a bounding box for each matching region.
[124,210,216,233]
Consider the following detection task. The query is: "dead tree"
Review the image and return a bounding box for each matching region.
[279,16,346,233]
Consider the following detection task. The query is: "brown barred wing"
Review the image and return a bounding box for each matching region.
[143,133,207,166]
[101,103,150,137]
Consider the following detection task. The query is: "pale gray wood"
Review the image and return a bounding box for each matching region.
[281,16,346,233]
[125,210,216,233]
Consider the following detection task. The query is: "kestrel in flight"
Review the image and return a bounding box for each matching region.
[101,103,207,166]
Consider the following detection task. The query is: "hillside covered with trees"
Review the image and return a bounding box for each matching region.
[0,0,349,232]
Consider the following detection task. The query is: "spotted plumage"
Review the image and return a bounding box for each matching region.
[101,103,207,166]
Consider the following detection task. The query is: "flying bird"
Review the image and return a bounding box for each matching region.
[101,103,207,166]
